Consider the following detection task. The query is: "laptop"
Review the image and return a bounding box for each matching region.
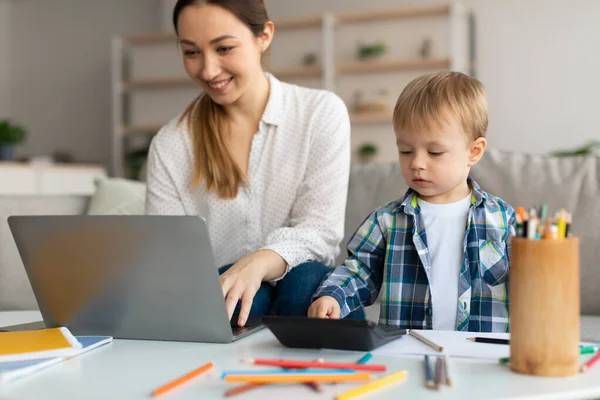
[5,215,264,342]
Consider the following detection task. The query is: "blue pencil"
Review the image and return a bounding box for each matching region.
[221,369,354,378]
[424,355,434,389]
[356,353,372,364]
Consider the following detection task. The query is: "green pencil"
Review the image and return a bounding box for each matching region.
[500,346,600,364]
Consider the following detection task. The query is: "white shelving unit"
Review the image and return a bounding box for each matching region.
[111,2,474,177]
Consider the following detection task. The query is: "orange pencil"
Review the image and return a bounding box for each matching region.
[224,372,371,384]
[152,362,214,397]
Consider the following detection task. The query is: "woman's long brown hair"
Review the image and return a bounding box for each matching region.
[173,0,269,198]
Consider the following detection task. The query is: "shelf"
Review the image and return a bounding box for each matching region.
[122,76,194,91]
[276,16,322,29]
[120,16,322,45]
[337,57,450,74]
[336,3,450,24]
[350,112,393,124]
[121,124,162,135]
[269,65,322,78]
[118,3,451,45]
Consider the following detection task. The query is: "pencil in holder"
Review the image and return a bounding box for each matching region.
[509,237,580,376]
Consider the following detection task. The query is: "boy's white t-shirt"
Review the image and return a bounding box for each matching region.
[417,193,471,331]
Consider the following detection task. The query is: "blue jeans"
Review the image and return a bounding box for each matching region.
[218,261,365,320]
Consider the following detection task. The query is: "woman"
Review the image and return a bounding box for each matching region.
[146,0,362,327]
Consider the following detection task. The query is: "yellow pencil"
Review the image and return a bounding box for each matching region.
[224,372,371,384]
[335,371,407,400]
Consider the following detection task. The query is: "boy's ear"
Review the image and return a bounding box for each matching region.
[467,137,487,167]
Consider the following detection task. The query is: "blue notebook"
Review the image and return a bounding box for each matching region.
[0,335,112,383]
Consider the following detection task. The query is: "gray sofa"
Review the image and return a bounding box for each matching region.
[1,150,598,340]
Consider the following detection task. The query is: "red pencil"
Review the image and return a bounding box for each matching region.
[581,352,600,373]
[243,358,386,372]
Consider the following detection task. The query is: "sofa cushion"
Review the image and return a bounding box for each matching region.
[86,177,146,215]
[472,150,600,315]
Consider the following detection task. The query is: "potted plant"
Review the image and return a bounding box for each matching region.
[551,140,600,157]
[358,142,378,163]
[0,120,27,161]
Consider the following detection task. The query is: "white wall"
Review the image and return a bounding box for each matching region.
[8,0,161,167]
[160,0,600,157]
[270,0,600,156]
[0,0,9,118]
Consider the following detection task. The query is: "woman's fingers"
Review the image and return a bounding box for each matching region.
[237,289,257,327]
[225,285,243,321]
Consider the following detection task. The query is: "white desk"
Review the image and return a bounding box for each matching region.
[1,311,600,400]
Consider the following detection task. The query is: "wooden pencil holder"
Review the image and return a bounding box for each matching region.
[509,237,580,376]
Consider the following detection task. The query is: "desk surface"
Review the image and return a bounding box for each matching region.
[1,311,599,400]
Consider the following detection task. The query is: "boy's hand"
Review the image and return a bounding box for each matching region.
[308,296,341,319]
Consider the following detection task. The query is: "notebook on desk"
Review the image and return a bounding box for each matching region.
[0,335,112,383]
[0,327,82,362]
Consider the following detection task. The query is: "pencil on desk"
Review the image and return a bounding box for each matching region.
[242,358,386,371]
[434,357,444,390]
[580,351,600,373]
[356,353,372,364]
[223,372,371,383]
[335,371,407,400]
[151,362,213,397]
[466,337,510,345]
[224,382,266,397]
[443,355,452,386]
[424,355,434,389]
[223,360,327,396]
[501,346,600,365]
[581,346,600,355]
[409,330,444,352]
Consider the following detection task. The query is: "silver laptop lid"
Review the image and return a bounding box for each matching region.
[8,215,240,343]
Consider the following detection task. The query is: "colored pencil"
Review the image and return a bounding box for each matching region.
[221,369,354,377]
[223,372,371,383]
[151,362,213,397]
[467,337,509,345]
[424,355,434,389]
[335,371,407,400]
[410,330,444,352]
[242,358,386,372]
[443,355,452,386]
[356,353,373,364]
[501,346,600,364]
[224,383,266,397]
[434,356,444,390]
[581,352,600,373]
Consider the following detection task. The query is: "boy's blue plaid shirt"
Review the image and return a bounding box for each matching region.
[314,177,516,332]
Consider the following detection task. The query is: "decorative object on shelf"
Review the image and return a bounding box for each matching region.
[551,140,600,157]
[127,147,149,181]
[53,150,76,164]
[302,52,318,66]
[353,89,391,115]
[358,142,378,163]
[420,37,433,58]
[0,120,27,162]
[357,40,387,60]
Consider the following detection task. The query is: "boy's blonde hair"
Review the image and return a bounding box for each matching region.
[393,71,488,141]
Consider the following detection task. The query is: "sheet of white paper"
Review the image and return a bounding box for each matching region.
[373,330,511,360]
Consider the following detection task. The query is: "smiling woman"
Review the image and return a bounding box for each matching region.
[145,0,364,328]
